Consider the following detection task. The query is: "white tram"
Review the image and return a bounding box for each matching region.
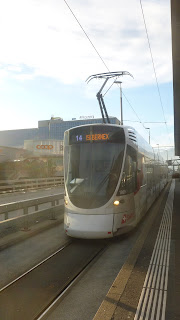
[64,124,168,239]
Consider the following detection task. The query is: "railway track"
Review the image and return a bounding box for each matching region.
[0,239,108,320]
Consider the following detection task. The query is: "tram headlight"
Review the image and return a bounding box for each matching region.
[65,199,68,205]
[113,200,120,206]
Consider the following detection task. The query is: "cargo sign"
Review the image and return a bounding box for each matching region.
[36,145,54,150]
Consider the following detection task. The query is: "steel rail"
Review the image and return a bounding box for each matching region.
[0,240,109,320]
[36,244,108,320]
[0,241,71,293]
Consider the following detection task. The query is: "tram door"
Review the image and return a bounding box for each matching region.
[137,155,147,216]
[116,145,137,220]
[146,164,156,210]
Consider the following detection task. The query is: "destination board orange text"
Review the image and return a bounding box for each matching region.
[86,134,109,141]
[36,145,53,150]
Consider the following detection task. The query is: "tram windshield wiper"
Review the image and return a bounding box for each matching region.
[94,156,116,194]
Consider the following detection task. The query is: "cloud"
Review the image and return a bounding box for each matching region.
[0,0,172,87]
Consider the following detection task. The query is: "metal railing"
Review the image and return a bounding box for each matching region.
[0,176,64,193]
[0,193,64,234]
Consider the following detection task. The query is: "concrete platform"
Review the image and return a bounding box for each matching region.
[166,178,180,320]
[93,179,180,320]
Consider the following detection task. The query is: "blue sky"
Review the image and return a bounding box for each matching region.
[0,0,174,150]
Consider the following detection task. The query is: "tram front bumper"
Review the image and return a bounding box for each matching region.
[64,212,114,239]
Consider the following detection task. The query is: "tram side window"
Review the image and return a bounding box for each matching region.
[117,145,137,195]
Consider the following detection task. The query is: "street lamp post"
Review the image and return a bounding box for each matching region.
[114,81,123,125]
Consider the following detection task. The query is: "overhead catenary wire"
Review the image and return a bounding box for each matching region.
[63,0,146,127]
[63,0,166,146]
[63,0,110,72]
[139,0,171,144]
[124,120,166,124]
[103,77,119,97]
[122,92,144,127]
[144,121,166,124]
[123,120,164,145]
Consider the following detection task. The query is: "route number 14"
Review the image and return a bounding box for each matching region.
[76,135,83,141]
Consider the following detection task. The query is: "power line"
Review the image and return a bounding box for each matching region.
[103,78,118,97]
[118,92,166,145]
[124,120,166,124]
[63,0,110,72]
[153,146,174,148]
[123,120,141,123]
[122,92,145,127]
[139,0,171,144]
[63,0,163,144]
[63,0,146,126]
[144,121,166,124]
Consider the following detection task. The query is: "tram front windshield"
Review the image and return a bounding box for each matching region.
[64,126,125,209]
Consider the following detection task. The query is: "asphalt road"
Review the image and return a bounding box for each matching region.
[0,186,64,205]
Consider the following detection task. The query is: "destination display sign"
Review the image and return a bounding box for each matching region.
[69,125,125,144]
[86,133,109,141]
